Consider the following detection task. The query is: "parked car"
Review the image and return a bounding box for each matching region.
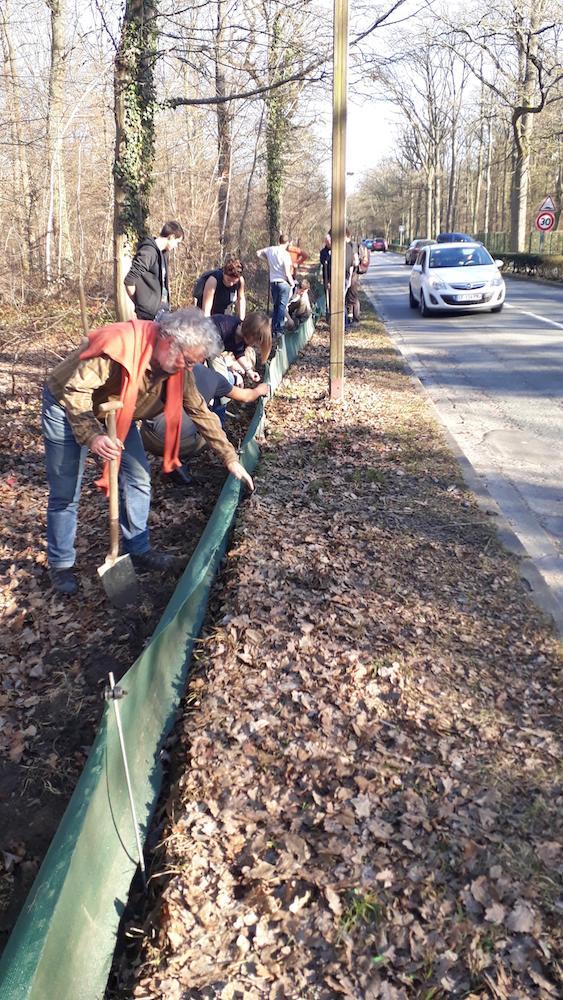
[408,242,506,315]
[372,237,388,252]
[362,239,374,251]
[405,238,434,265]
[436,232,474,243]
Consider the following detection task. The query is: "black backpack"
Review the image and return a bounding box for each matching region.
[193,269,216,307]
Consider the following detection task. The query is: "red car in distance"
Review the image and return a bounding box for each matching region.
[372,237,388,252]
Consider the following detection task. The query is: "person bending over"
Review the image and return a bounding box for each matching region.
[212,311,272,383]
[194,258,246,319]
[42,308,253,595]
[141,364,269,469]
[286,280,312,331]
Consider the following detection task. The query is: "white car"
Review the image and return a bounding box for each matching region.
[409,242,506,315]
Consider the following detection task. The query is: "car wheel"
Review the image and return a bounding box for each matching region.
[491,303,504,313]
[419,290,429,317]
[409,285,417,309]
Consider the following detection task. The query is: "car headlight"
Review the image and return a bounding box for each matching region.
[490,276,504,287]
[429,278,447,290]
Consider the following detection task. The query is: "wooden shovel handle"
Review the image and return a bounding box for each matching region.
[98,400,123,562]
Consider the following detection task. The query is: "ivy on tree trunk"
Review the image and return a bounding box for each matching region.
[113,0,158,320]
[265,12,292,243]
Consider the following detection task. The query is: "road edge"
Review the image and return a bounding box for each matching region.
[364,275,563,639]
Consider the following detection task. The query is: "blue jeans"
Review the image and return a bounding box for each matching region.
[270,280,291,335]
[42,387,152,568]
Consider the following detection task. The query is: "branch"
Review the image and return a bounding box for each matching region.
[163,57,328,107]
[352,0,408,45]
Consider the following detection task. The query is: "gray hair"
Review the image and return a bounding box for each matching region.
[158,307,222,359]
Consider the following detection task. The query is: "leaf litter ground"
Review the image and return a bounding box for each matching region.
[0,299,252,949]
[109,304,562,999]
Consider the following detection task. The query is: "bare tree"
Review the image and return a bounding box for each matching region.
[45,0,73,282]
[445,0,563,250]
[0,1,38,280]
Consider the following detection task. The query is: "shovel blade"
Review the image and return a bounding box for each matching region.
[97,554,140,609]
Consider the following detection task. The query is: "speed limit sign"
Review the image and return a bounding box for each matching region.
[535,211,555,232]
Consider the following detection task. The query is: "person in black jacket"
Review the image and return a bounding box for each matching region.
[124,221,184,320]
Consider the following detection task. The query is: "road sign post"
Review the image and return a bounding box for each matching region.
[329,0,348,402]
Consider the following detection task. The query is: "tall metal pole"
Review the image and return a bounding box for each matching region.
[329,0,348,401]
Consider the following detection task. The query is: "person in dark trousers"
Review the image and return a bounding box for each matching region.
[321,229,355,327]
[141,363,269,465]
[124,220,184,320]
[320,233,331,320]
[195,258,246,319]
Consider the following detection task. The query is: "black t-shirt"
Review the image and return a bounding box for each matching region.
[192,363,232,403]
[210,314,245,358]
[202,269,241,314]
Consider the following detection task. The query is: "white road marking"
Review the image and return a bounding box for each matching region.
[491,302,563,330]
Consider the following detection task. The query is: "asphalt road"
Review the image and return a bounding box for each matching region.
[362,251,563,629]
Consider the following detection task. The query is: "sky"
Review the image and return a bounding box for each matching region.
[346,97,397,187]
[316,0,434,189]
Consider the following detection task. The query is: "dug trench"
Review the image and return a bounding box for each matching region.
[0,300,256,950]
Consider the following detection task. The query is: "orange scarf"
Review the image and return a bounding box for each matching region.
[80,319,184,493]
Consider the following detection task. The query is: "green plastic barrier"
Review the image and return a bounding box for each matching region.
[0,319,314,1000]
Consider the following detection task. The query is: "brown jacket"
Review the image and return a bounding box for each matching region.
[47,344,238,466]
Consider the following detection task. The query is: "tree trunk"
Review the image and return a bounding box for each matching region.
[501,135,509,233]
[1,4,38,279]
[45,0,73,282]
[483,117,492,235]
[425,166,433,238]
[472,123,484,234]
[265,12,291,241]
[238,106,265,247]
[510,126,532,250]
[434,165,441,236]
[113,0,158,321]
[446,145,456,231]
[215,0,232,258]
[509,9,542,251]
[554,136,562,230]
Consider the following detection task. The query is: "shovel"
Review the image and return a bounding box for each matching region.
[97,400,140,609]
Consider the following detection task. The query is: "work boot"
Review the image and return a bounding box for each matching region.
[130,550,180,573]
[163,465,194,488]
[49,567,78,596]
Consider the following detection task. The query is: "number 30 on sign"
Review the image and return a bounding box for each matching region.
[535,211,555,232]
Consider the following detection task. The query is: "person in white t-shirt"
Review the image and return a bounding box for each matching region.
[256,234,294,337]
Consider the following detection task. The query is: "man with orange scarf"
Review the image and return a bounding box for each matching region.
[42,308,253,595]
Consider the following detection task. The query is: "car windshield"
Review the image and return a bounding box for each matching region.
[429,246,493,268]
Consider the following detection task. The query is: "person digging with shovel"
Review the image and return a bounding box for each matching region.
[42,308,254,596]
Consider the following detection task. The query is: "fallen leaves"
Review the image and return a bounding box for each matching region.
[109,314,562,999]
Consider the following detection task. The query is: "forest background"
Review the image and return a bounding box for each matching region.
[0,0,561,317]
